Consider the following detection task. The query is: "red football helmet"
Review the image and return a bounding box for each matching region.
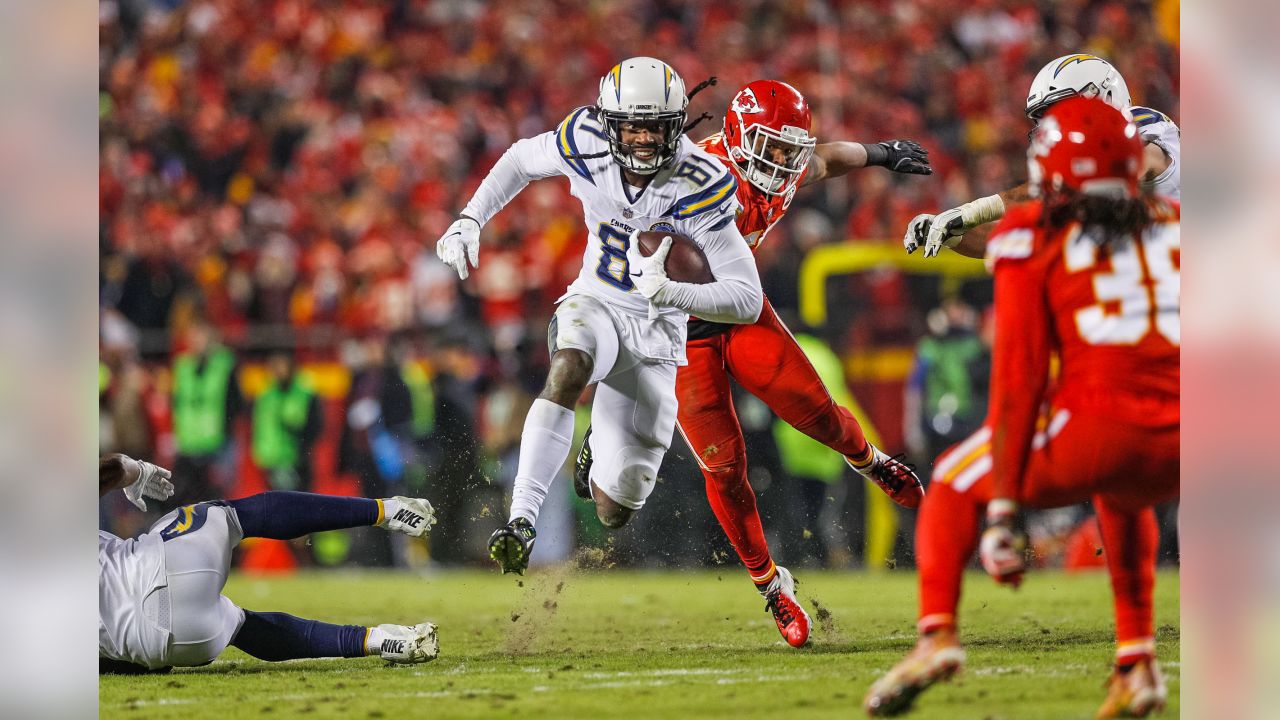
[723,80,816,200]
[1027,95,1143,199]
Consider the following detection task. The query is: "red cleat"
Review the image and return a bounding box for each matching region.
[850,448,924,509]
[762,566,811,648]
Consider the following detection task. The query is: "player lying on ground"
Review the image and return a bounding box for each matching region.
[905,53,1179,259]
[574,80,930,648]
[99,454,439,673]
[864,97,1180,718]
[436,57,765,576]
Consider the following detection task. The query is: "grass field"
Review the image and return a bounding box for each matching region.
[101,566,1179,719]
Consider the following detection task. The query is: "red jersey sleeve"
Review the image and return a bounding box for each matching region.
[986,204,1053,501]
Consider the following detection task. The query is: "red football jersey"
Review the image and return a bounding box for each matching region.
[697,132,804,251]
[985,197,1180,498]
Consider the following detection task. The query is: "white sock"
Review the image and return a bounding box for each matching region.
[377,498,402,525]
[508,398,575,526]
[365,626,387,655]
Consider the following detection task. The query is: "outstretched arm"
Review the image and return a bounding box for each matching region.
[100,454,174,510]
[803,140,931,186]
[99,454,139,498]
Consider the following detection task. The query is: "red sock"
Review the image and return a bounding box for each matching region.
[1095,498,1159,664]
[702,464,775,586]
[916,481,983,634]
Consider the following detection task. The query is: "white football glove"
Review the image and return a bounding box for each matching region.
[123,459,175,512]
[436,217,481,279]
[903,213,934,254]
[922,195,1005,258]
[626,231,672,319]
[979,498,1027,588]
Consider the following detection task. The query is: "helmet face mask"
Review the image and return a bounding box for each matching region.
[723,80,816,199]
[597,57,688,175]
[737,123,816,197]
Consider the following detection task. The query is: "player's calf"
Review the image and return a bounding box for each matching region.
[593,486,634,528]
[541,348,593,407]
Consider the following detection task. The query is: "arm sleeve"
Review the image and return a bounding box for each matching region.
[988,249,1052,502]
[460,132,563,227]
[658,220,763,324]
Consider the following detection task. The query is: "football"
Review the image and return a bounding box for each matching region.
[634,230,715,284]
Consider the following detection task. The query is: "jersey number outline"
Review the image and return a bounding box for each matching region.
[595,224,633,291]
[1064,223,1180,346]
[674,155,720,187]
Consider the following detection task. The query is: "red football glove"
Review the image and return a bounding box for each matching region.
[979,498,1028,588]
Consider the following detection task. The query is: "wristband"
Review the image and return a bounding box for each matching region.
[864,142,889,167]
[960,194,1006,227]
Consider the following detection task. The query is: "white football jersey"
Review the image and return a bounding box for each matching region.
[99,530,170,667]
[463,106,745,324]
[1130,106,1180,200]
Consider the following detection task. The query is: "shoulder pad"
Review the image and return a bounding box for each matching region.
[1128,106,1173,129]
[666,156,738,220]
[556,106,610,184]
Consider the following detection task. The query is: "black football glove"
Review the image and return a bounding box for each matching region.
[866,140,932,175]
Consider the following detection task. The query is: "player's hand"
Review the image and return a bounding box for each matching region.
[436,216,481,280]
[922,206,968,258]
[904,213,934,254]
[979,499,1028,588]
[870,140,932,175]
[626,231,673,305]
[123,459,175,512]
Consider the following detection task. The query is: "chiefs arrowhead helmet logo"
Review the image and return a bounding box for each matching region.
[731,87,763,115]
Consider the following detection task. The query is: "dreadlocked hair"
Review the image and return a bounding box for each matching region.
[1044,190,1151,249]
[567,77,720,160]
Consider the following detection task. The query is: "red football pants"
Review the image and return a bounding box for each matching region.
[916,406,1178,658]
[676,298,871,583]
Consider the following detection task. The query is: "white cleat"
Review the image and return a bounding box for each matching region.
[379,497,437,538]
[377,622,439,664]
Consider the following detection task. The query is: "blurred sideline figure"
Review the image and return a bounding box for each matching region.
[99,454,440,674]
[865,98,1180,718]
[170,320,242,507]
[436,57,766,575]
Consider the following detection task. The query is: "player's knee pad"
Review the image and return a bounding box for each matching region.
[595,445,665,511]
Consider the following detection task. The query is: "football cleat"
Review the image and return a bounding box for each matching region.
[573,427,593,501]
[1095,657,1167,719]
[376,622,439,664]
[849,448,924,509]
[864,629,966,717]
[488,517,537,575]
[378,497,437,538]
[762,566,811,648]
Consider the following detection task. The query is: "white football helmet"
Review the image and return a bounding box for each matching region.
[597,57,688,174]
[1025,54,1130,121]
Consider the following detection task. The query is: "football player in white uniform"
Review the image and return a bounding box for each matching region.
[99,454,439,673]
[905,53,1180,258]
[436,57,763,575]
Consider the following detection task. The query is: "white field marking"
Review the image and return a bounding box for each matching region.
[117,699,197,708]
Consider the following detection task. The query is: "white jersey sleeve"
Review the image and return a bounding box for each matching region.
[460,132,563,227]
[1129,106,1180,200]
[658,221,762,324]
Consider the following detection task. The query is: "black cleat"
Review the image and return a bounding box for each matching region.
[573,426,594,501]
[488,517,537,575]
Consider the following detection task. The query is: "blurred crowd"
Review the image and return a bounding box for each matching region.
[98,0,1179,569]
